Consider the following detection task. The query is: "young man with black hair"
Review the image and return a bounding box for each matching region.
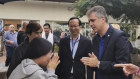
[42,23,59,52]
[7,22,43,78]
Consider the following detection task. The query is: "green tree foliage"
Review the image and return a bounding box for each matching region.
[119,24,137,41]
[74,0,140,24]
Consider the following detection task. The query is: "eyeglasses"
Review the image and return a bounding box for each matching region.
[69,25,79,28]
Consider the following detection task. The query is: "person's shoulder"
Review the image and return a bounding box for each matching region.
[16,40,29,50]
[80,34,91,41]
[61,35,70,40]
[5,30,9,34]
[18,31,24,34]
[110,26,125,37]
[15,31,18,34]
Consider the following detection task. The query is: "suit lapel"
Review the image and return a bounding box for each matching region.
[74,35,82,59]
[100,26,113,60]
[93,35,100,58]
[67,36,73,58]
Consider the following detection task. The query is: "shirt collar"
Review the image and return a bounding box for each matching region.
[10,31,16,34]
[70,34,80,41]
[97,24,110,39]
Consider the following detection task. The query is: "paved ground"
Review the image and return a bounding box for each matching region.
[0,53,6,62]
[0,53,6,70]
[0,53,7,79]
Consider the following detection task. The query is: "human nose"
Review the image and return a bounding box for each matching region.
[89,21,94,27]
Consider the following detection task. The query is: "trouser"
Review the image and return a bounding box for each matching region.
[5,46,15,66]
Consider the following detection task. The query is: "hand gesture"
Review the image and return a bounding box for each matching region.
[114,64,139,76]
[81,53,99,67]
[47,53,60,70]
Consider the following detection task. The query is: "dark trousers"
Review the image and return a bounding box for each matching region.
[5,46,15,66]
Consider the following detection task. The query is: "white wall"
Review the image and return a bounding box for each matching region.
[0,1,123,26]
[0,1,78,25]
[1,1,139,39]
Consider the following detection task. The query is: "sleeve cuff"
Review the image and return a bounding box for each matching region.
[97,61,100,68]
[47,69,55,74]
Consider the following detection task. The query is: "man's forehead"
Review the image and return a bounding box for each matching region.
[9,25,14,28]
[69,19,79,24]
[88,12,97,17]
[43,26,49,28]
[70,19,78,22]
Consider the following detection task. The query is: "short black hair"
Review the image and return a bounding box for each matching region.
[25,22,42,35]
[68,17,82,26]
[25,37,52,59]
[43,23,51,29]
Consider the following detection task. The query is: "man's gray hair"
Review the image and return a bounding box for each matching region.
[86,5,108,22]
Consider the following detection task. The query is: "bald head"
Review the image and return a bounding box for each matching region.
[9,25,15,32]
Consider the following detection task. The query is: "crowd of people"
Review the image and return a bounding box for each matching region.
[0,5,140,79]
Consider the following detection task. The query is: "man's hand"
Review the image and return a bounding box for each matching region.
[9,41,14,44]
[114,64,139,76]
[47,53,60,70]
[6,40,14,44]
[81,53,99,67]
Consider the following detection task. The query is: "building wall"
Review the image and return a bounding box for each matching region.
[0,1,139,37]
[0,1,78,25]
[0,1,122,25]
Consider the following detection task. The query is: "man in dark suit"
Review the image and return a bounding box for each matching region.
[56,17,92,79]
[81,6,131,79]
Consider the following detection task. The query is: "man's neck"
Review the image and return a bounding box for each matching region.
[10,30,14,33]
[98,23,109,37]
[46,33,49,36]
[71,34,79,41]
[33,58,41,65]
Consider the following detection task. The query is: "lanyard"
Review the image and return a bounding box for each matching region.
[71,37,79,55]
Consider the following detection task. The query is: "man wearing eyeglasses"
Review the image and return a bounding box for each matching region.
[56,17,93,79]
[3,24,18,66]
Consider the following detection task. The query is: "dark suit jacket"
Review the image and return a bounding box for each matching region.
[56,35,93,79]
[92,26,131,79]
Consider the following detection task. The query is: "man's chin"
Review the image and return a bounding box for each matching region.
[71,33,78,35]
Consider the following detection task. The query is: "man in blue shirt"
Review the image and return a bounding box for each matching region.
[3,24,18,66]
[81,6,131,79]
